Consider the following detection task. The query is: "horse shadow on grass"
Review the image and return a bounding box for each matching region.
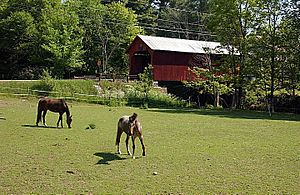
[94,152,126,165]
[22,124,59,129]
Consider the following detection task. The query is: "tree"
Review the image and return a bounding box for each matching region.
[208,0,255,108]
[126,0,158,35]
[74,0,106,74]
[100,0,158,35]
[99,2,142,74]
[280,0,300,96]
[185,54,234,107]
[74,1,142,75]
[0,0,85,79]
[157,0,211,40]
[0,10,37,78]
[248,0,284,113]
[39,1,84,78]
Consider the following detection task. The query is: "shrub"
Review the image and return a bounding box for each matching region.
[29,70,54,96]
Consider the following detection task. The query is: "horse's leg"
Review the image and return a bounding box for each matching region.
[36,110,41,126]
[36,100,42,126]
[139,135,146,156]
[131,136,136,159]
[57,113,63,128]
[42,110,48,127]
[60,113,63,128]
[61,114,63,128]
[126,135,132,156]
[116,127,123,154]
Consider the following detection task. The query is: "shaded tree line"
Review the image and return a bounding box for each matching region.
[0,0,143,79]
[186,0,300,114]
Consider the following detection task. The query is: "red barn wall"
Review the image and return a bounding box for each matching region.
[152,51,194,81]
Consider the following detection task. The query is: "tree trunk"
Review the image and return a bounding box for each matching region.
[270,14,277,114]
[231,88,237,108]
[214,91,220,107]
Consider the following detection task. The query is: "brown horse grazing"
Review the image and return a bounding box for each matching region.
[36,97,72,128]
[116,113,145,159]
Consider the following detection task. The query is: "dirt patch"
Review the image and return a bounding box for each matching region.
[0,99,12,108]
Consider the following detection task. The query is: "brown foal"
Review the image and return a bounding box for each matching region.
[115,113,145,159]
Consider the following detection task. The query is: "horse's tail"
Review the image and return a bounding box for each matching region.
[36,99,43,125]
[115,131,121,146]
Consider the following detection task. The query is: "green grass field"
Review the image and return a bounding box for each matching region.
[0,97,299,194]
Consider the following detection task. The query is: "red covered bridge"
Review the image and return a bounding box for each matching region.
[127,35,237,82]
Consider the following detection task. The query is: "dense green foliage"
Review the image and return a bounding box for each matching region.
[155,0,211,40]
[39,1,84,79]
[0,0,142,78]
[0,97,299,193]
[206,0,300,111]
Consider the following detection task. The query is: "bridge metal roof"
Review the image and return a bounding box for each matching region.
[138,35,239,55]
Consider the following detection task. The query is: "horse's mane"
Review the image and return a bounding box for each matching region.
[63,100,70,116]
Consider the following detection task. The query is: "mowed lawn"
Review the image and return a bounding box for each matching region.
[0,97,299,194]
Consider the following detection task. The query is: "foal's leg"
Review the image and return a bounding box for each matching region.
[42,110,48,127]
[126,135,132,156]
[139,135,146,156]
[131,136,136,159]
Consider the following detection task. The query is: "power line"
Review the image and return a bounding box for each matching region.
[159,5,205,14]
[92,17,216,37]
[137,16,206,28]
[83,17,214,38]
[141,25,216,37]
[157,18,205,27]
[103,0,210,15]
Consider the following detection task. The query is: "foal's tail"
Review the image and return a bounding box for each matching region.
[115,119,123,145]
